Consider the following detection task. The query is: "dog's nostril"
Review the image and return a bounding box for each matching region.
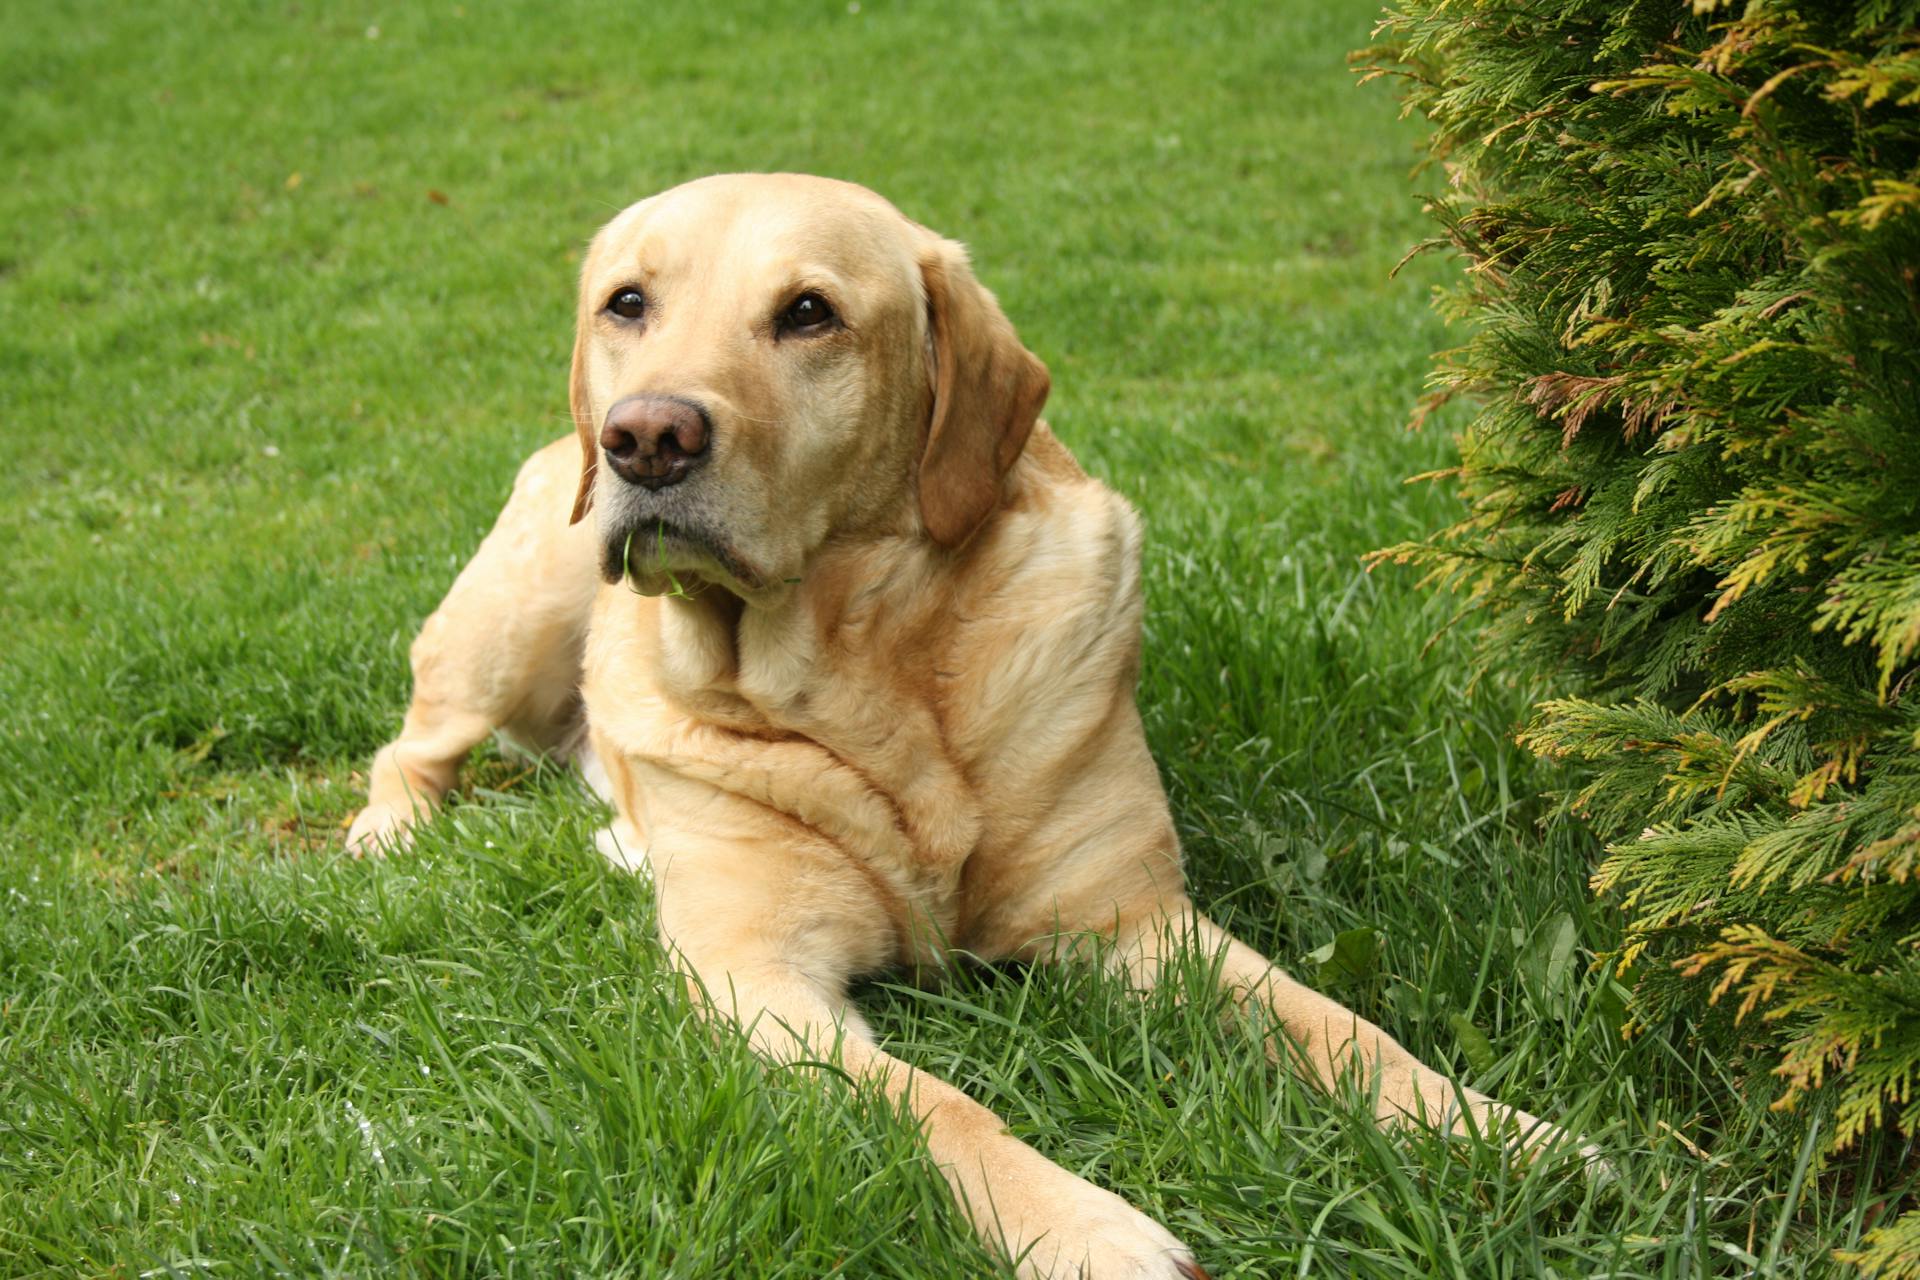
[600,423,639,459]
[667,417,709,459]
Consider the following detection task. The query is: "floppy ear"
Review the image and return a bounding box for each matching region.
[567,316,596,526]
[918,241,1050,548]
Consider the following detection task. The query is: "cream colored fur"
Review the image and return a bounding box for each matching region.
[347,174,1590,1280]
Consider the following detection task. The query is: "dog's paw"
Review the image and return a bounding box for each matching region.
[593,820,652,879]
[344,803,417,858]
[1420,1097,1615,1185]
[1495,1108,1612,1176]
[1557,1133,1620,1187]
[1512,1120,1616,1186]
[1010,1181,1205,1280]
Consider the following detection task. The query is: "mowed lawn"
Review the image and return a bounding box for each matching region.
[0,2,1870,1276]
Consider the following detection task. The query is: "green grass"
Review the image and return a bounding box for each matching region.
[0,1,1880,1275]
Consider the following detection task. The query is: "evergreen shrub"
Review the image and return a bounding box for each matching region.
[1360,3,1920,1269]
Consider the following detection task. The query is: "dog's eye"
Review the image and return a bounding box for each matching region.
[779,292,837,336]
[606,288,647,320]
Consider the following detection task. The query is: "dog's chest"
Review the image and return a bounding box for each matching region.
[727,604,987,905]
[585,476,1153,959]
[586,582,990,946]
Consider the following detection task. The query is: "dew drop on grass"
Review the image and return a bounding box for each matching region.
[343,1099,386,1166]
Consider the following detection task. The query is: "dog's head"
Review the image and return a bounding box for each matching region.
[567,173,1050,601]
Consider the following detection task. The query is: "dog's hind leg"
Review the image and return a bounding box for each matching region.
[347,435,601,854]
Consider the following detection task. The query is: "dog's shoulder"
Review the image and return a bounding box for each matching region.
[982,421,1144,621]
[930,424,1147,759]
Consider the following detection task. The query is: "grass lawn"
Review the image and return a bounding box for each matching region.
[0,1,1879,1275]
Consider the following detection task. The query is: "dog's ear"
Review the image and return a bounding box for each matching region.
[918,239,1050,548]
[567,313,596,526]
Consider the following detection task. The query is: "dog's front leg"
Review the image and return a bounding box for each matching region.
[348,436,600,854]
[679,954,1208,1280]
[1102,898,1599,1165]
[645,818,1208,1280]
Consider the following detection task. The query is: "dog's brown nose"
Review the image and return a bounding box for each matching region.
[600,395,711,491]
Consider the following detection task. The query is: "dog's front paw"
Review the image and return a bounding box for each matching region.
[1539,1126,1617,1185]
[1401,1091,1614,1184]
[344,803,418,858]
[1473,1103,1608,1170]
[1010,1180,1206,1280]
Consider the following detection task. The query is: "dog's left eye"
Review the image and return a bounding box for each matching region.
[778,292,838,336]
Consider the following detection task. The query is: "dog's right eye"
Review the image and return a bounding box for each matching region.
[606,288,647,320]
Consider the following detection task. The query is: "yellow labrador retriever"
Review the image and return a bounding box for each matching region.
[348,173,1580,1279]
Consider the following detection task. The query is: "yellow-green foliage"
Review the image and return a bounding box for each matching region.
[1361,2,1920,1271]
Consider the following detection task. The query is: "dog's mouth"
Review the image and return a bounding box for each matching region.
[600,516,762,594]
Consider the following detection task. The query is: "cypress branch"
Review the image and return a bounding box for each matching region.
[1361,1,1920,1267]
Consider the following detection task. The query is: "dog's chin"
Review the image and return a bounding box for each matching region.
[599,516,763,597]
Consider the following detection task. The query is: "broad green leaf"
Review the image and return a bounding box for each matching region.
[1385,982,1432,1021]
[1449,1014,1496,1075]
[1541,913,1578,997]
[1308,927,1380,988]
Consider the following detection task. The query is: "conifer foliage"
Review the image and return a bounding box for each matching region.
[1361,2,1920,1270]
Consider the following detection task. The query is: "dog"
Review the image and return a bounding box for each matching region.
[347,173,1586,1279]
